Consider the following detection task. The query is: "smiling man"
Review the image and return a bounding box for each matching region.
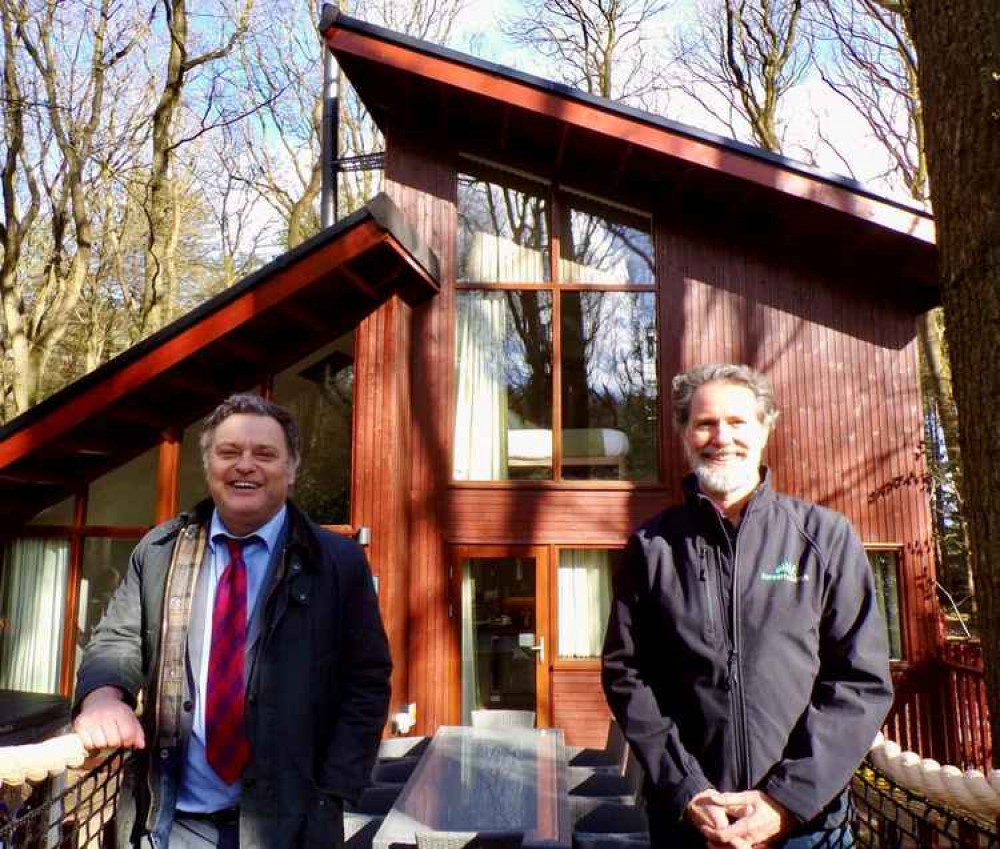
[602,364,892,849]
[74,394,391,849]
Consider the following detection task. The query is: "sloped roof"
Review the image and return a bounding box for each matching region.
[321,7,937,302]
[0,194,439,530]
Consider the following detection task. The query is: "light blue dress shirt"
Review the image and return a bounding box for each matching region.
[176,505,287,813]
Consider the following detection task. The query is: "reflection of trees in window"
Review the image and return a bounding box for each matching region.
[504,291,552,429]
[562,292,658,480]
[561,206,654,284]
[274,335,354,524]
[458,175,550,283]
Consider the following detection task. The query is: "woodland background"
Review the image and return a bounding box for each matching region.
[0,0,989,636]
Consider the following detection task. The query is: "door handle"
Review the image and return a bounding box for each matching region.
[527,637,545,664]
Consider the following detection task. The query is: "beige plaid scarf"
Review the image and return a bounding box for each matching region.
[153,520,208,749]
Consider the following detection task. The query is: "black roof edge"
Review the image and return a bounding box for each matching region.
[321,9,932,222]
[0,193,439,445]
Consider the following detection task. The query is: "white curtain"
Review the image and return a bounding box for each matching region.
[467,232,547,283]
[0,538,70,692]
[453,293,509,480]
[558,549,612,658]
[460,562,478,724]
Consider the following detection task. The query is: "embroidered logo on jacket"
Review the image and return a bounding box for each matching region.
[760,560,809,583]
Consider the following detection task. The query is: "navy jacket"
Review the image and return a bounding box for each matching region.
[75,499,392,849]
[602,473,892,829]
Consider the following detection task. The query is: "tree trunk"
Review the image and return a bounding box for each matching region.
[908,0,1000,762]
[141,0,187,335]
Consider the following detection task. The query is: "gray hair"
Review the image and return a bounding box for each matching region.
[671,364,779,430]
[200,393,301,470]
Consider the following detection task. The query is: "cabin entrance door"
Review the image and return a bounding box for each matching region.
[454,545,551,727]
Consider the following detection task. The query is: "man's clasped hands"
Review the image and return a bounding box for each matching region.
[686,788,792,849]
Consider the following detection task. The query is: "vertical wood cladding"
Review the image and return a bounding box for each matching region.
[353,294,412,726]
[552,667,612,748]
[374,131,937,738]
[384,126,458,734]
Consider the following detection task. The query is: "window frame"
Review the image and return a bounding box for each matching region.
[454,163,661,488]
[550,543,624,669]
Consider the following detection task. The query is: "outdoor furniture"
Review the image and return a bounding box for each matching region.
[569,799,649,849]
[350,786,403,815]
[470,709,536,729]
[415,830,524,849]
[345,813,384,849]
[372,725,570,849]
[372,757,421,785]
[379,736,430,760]
[568,752,644,805]
[566,722,627,774]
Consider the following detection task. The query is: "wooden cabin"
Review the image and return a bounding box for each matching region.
[0,11,944,755]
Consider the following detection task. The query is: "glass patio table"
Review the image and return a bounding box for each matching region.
[372,725,571,849]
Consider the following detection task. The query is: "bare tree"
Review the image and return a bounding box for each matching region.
[228,0,466,250]
[671,0,808,152]
[138,0,254,335]
[504,0,670,103]
[811,0,926,199]
[0,0,141,416]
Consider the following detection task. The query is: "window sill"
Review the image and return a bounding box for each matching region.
[450,480,665,491]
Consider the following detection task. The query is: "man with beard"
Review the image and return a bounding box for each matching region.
[602,364,892,848]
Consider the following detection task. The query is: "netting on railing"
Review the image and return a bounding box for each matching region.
[0,750,128,849]
[2,749,998,849]
[852,759,998,848]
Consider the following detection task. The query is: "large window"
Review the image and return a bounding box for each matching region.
[455,169,658,482]
[867,548,903,660]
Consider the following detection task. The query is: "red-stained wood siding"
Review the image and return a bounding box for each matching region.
[374,131,937,742]
[552,666,612,748]
[352,294,413,726]
[384,125,459,733]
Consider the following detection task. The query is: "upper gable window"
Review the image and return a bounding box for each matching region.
[458,174,550,284]
[454,168,658,483]
[559,198,654,286]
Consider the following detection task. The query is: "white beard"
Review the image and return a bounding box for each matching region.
[684,444,761,499]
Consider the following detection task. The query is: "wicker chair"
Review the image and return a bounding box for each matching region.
[414,831,524,849]
[568,749,644,805]
[570,798,649,849]
[469,710,535,729]
[378,736,429,760]
[348,786,402,816]
[566,721,628,774]
[344,813,384,849]
[371,756,420,785]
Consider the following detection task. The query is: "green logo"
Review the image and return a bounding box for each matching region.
[761,560,809,583]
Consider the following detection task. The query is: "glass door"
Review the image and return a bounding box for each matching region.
[455,546,551,726]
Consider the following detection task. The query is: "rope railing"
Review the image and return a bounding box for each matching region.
[2,732,999,848]
[0,734,89,787]
[0,747,129,849]
[870,732,1000,822]
[853,759,998,847]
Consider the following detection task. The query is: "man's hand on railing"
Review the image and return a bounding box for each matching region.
[73,687,146,752]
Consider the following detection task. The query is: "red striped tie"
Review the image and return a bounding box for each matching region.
[206,537,251,783]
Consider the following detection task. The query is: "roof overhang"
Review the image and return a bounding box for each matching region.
[321,9,938,305]
[0,194,439,530]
